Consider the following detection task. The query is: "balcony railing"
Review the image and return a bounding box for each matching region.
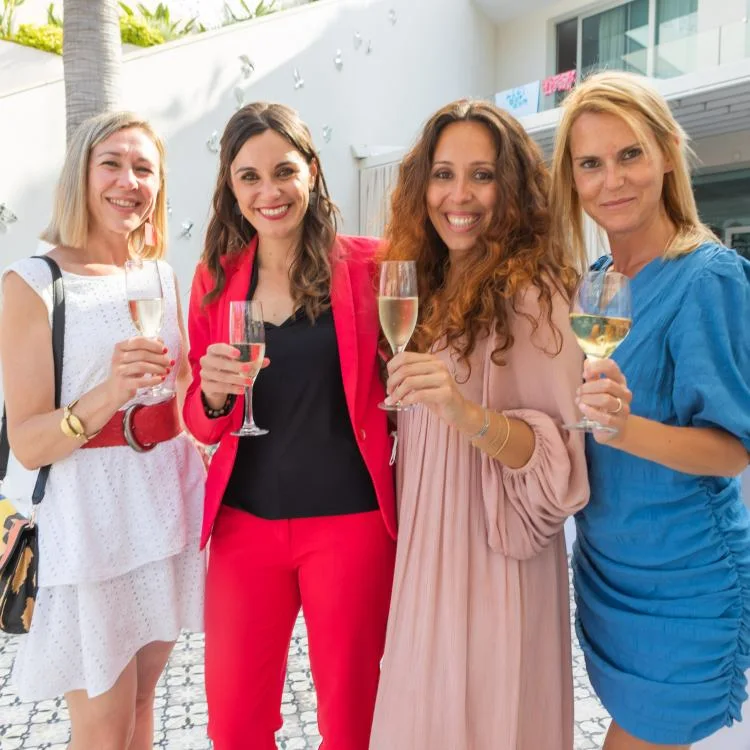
[495,17,750,118]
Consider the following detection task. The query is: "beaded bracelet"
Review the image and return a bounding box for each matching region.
[201,392,236,419]
[467,408,490,441]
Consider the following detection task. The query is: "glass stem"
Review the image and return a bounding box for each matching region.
[243,380,256,428]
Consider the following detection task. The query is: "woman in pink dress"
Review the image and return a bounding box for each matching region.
[369,100,589,750]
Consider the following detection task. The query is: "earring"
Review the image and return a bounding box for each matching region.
[143,217,158,247]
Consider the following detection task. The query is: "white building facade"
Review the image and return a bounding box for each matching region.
[485,0,750,260]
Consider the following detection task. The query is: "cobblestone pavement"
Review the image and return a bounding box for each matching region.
[0,574,610,749]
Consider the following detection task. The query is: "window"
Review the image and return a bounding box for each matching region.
[581,0,649,76]
[556,17,578,73]
[655,0,699,77]
[555,0,749,85]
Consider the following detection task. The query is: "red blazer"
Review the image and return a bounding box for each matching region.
[184,234,397,548]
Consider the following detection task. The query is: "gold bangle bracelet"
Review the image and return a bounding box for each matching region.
[480,412,506,453]
[491,413,512,458]
[60,399,97,441]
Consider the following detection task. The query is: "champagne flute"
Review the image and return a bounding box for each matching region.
[566,270,632,433]
[229,300,268,437]
[125,259,173,403]
[378,260,418,411]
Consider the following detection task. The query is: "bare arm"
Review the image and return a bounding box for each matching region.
[618,418,748,476]
[578,358,749,477]
[1,272,170,470]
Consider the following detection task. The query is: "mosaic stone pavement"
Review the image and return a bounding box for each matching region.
[0,573,610,749]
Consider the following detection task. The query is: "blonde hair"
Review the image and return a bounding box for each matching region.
[41,111,168,259]
[550,71,717,270]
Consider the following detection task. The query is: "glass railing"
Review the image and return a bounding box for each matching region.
[654,17,750,78]
[496,18,750,117]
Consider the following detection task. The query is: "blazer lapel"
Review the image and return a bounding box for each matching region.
[218,237,258,344]
[332,256,359,422]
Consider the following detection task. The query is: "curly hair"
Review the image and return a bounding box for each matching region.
[202,102,339,318]
[383,99,577,370]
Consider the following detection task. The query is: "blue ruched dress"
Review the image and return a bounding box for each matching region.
[573,242,750,745]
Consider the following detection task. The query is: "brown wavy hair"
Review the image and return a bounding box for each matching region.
[202,102,339,317]
[384,99,577,369]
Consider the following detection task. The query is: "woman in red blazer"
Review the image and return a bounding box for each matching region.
[184,102,396,750]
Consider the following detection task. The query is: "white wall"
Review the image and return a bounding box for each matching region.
[693,129,750,172]
[0,0,495,293]
[493,0,584,92]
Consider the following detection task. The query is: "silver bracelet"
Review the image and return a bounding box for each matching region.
[468,408,490,441]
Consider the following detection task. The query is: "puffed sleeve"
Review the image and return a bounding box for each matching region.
[668,248,750,451]
[480,284,590,560]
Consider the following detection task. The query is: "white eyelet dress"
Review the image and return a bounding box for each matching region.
[2,257,206,701]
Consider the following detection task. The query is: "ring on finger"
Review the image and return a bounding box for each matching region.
[611,396,623,415]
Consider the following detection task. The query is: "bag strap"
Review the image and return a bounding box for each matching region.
[0,256,65,505]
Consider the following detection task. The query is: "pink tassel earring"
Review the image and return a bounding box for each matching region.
[143,218,158,247]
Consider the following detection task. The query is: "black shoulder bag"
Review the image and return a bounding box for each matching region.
[0,256,64,634]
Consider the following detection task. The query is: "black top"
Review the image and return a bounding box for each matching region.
[222,261,379,519]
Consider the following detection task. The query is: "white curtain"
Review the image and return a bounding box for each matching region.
[359,161,402,237]
[597,4,628,69]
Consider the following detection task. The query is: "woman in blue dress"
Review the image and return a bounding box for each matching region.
[550,70,750,749]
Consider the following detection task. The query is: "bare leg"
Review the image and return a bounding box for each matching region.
[129,640,176,750]
[604,720,690,750]
[66,658,137,750]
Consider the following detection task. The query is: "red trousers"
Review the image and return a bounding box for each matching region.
[205,507,396,750]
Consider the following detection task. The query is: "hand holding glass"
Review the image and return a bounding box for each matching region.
[566,270,632,433]
[229,300,268,437]
[125,259,173,403]
[378,261,418,412]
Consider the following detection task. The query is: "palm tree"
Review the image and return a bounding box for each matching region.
[63,0,122,142]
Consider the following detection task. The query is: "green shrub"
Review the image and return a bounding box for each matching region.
[13,22,62,54]
[119,1,203,42]
[119,13,164,46]
[223,0,277,26]
[0,0,26,39]
[46,2,62,27]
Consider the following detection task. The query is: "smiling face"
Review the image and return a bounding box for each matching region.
[87,127,160,239]
[425,121,498,259]
[569,111,672,240]
[229,129,317,245]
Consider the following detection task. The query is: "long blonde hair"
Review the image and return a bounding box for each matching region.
[41,111,168,259]
[549,71,716,270]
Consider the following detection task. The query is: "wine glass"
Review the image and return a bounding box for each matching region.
[378,260,418,411]
[125,259,173,403]
[229,300,268,437]
[566,270,632,433]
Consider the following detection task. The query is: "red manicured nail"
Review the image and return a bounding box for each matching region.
[162,347,168,354]
[169,359,176,366]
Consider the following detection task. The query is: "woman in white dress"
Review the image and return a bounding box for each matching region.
[0,111,205,749]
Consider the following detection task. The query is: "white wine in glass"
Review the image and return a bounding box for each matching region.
[230,300,268,437]
[125,259,173,403]
[129,298,164,339]
[566,270,632,433]
[378,260,418,412]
